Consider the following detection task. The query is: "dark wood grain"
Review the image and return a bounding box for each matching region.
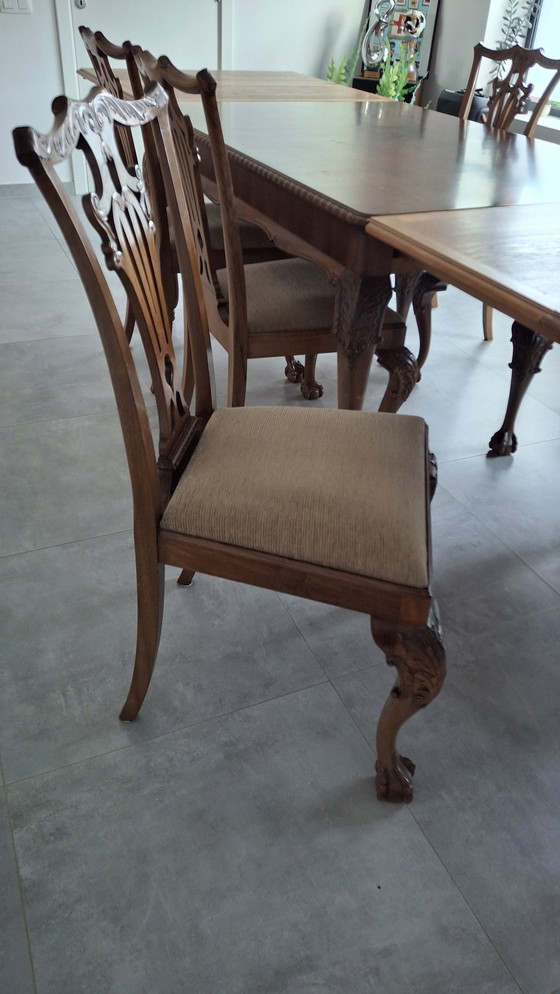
[189,100,560,220]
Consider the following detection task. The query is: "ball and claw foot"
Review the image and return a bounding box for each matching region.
[487,428,517,457]
[284,357,305,383]
[376,755,416,803]
[301,379,324,400]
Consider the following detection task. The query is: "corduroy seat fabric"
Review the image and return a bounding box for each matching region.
[217,258,335,334]
[218,259,406,338]
[161,407,429,588]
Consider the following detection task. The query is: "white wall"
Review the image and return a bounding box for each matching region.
[1,0,67,185]
[225,0,369,77]
[423,0,503,106]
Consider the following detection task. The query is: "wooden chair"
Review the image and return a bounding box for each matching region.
[79,26,289,347]
[131,50,411,408]
[13,83,445,803]
[459,43,560,342]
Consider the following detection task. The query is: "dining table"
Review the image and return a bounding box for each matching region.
[77,67,383,102]
[183,96,560,454]
[80,65,559,451]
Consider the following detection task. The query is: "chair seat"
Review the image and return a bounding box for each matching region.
[217,258,404,336]
[217,257,334,333]
[161,406,430,588]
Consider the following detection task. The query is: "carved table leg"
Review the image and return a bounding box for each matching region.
[334,272,392,410]
[376,346,420,413]
[371,605,446,803]
[488,321,553,457]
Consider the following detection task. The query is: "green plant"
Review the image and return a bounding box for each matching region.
[326,55,353,85]
[326,18,370,86]
[497,0,540,49]
[492,0,541,76]
[376,56,412,101]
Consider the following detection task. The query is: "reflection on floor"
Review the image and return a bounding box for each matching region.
[2,182,560,994]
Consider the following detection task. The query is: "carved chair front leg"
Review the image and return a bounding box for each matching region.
[371,605,446,803]
[488,321,553,457]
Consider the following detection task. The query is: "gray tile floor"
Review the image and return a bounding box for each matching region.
[1,180,560,994]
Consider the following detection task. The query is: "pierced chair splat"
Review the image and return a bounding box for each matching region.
[13,83,446,803]
[79,25,290,345]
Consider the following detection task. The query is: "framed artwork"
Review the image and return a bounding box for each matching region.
[384,0,440,78]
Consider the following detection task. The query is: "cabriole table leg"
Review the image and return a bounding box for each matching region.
[488,321,553,457]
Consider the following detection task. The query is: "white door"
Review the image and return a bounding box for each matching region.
[70,0,221,83]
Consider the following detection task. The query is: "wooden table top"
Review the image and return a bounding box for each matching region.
[367,204,560,343]
[189,99,560,340]
[188,99,560,218]
[77,67,382,102]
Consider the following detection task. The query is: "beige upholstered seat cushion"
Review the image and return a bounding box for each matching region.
[161,407,430,589]
[216,259,404,335]
[217,258,335,333]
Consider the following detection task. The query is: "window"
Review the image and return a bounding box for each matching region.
[526,0,560,103]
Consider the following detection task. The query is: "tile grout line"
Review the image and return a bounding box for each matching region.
[409,807,527,994]
[0,754,39,994]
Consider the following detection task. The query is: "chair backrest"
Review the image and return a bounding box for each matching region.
[13,85,215,517]
[132,52,248,341]
[80,27,179,328]
[459,42,560,137]
[79,26,143,169]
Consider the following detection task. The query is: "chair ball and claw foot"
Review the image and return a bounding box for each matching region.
[284,355,324,399]
[487,321,553,457]
[371,608,446,803]
[284,355,305,383]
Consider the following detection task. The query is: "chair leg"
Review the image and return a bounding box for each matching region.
[227,349,248,407]
[488,321,553,457]
[119,548,165,722]
[482,303,494,341]
[394,271,447,372]
[300,354,323,400]
[412,273,447,371]
[177,569,195,586]
[371,605,446,803]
